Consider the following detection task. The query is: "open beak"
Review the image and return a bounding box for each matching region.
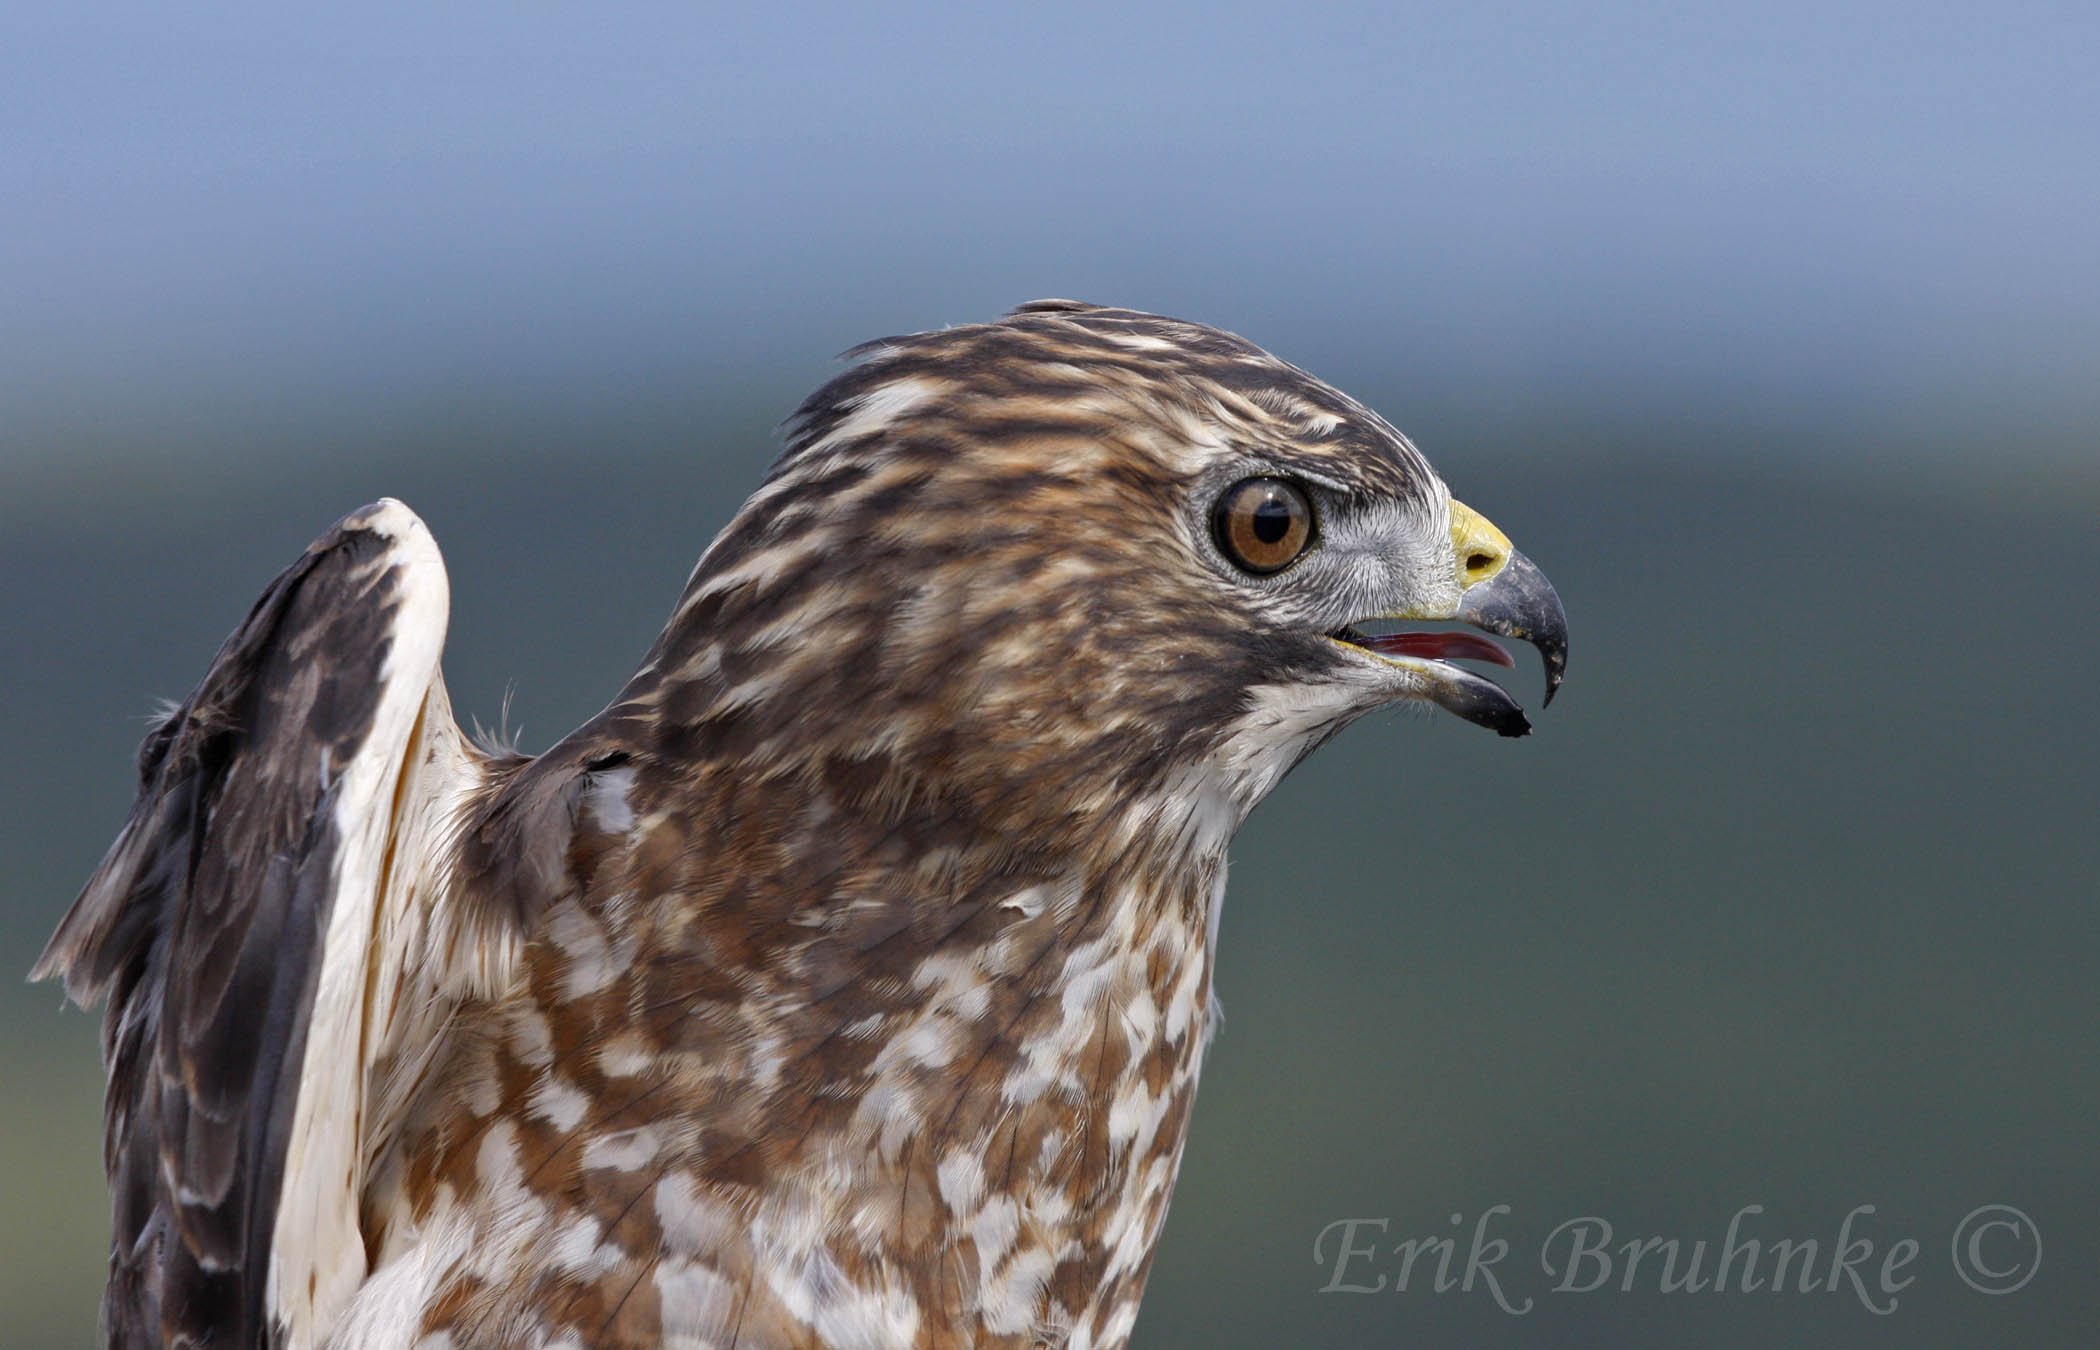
[1336,500,1569,737]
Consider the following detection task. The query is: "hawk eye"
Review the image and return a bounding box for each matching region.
[1212,477,1314,575]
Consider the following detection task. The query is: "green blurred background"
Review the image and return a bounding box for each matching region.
[5,4,2096,1346]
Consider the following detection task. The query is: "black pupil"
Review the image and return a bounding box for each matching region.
[1250,493,1293,544]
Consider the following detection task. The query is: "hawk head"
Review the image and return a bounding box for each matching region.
[646,299,1566,854]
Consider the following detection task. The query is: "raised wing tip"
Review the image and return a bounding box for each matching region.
[333,500,449,629]
[38,498,455,1007]
[340,498,434,550]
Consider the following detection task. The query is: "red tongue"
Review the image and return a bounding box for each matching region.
[1359,631,1515,667]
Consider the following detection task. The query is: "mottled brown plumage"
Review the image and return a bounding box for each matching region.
[39,301,1567,1348]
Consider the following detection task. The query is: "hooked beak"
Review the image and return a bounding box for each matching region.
[1335,500,1570,737]
[1456,545,1568,707]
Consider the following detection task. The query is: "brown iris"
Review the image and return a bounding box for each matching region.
[1212,477,1314,574]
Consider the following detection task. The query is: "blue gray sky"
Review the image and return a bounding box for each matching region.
[5,1,2095,475]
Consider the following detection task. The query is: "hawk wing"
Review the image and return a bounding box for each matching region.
[35,500,518,1349]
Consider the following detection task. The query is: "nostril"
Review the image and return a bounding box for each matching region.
[1467,552,1496,576]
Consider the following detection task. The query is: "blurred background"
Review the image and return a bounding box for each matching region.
[4,3,2095,1345]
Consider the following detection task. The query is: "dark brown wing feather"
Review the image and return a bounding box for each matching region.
[35,504,422,1349]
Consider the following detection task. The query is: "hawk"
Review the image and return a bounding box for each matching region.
[37,301,1568,1349]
